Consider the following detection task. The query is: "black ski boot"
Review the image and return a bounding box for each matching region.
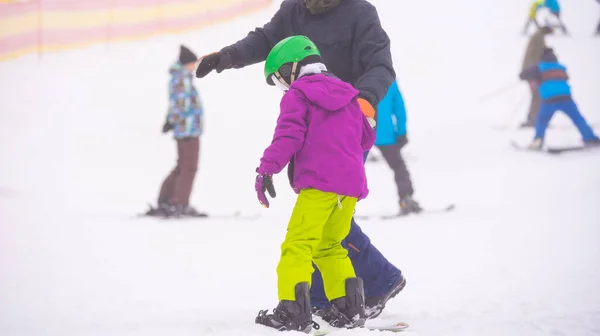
[144,203,176,217]
[365,273,406,319]
[399,194,423,216]
[180,205,208,217]
[314,277,366,329]
[255,282,319,333]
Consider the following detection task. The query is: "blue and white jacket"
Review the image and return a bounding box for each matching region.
[167,62,203,139]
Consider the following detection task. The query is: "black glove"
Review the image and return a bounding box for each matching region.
[162,116,173,133]
[195,51,233,78]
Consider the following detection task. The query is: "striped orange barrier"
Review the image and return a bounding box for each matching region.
[0,0,271,61]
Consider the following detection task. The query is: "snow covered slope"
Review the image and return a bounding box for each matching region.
[1,0,599,335]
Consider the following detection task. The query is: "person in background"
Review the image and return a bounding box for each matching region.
[373,80,422,215]
[150,45,205,218]
[520,26,553,128]
[522,0,544,34]
[519,48,600,149]
[543,0,568,34]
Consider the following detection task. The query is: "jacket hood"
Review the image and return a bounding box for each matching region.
[289,74,359,112]
[169,61,190,76]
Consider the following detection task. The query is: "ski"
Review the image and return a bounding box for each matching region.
[493,122,600,132]
[355,204,455,221]
[546,145,590,154]
[312,321,409,335]
[137,204,260,220]
[510,140,600,155]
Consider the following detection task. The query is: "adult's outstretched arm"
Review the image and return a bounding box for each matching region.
[221,2,289,68]
[352,2,396,107]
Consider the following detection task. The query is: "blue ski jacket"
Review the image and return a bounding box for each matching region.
[375,80,406,146]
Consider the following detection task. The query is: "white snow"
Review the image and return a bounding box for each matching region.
[1,0,600,335]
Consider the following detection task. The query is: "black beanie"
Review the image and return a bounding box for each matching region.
[179,45,197,65]
[541,48,558,62]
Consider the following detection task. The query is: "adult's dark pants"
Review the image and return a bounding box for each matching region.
[158,137,199,206]
[376,137,414,200]
[527,86,541,125]
[309,151,403,309]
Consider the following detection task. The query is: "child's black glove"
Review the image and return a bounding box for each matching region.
[255,168,276,208]
[162,116,173,133]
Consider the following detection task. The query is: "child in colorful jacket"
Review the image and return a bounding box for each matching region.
[154,45,204,218]
[254,36,375,333]
[519,48,600,149]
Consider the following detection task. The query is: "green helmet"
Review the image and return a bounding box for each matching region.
[264,35,321,86]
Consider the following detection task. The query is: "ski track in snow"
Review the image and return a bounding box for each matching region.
[1,0,600,335]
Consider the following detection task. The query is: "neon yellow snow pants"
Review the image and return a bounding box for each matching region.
[277,189,357,302]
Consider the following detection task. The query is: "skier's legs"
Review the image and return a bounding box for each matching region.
[313,195,357,301]
[559,100,599,141]
[534,103,558,139]
[277,189,340,301]
[169,137,199,206]
[377,143,414,200]
[310,150,403,308]
[158,140,182,204]
[343,220,402,298]
[527,87,541,124]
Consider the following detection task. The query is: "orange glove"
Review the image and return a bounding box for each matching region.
[357,98,376,128]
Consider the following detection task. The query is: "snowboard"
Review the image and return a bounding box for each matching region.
[355,204,455,221]
[312,321,409,335]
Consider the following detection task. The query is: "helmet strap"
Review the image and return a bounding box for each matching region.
[273,62,299,87]
[290,62,299,83]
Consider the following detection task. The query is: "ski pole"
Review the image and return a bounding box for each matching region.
[478,81,521,103]
[499,91,529,130]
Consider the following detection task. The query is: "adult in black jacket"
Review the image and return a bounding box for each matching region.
[196,0,405,328]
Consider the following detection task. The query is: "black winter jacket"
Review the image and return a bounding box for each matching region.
[221,0,395,107]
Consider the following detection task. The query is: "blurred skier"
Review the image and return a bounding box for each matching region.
[522,0,544,34]
[519,48,600,149]
[254,35,375,333]
[543,0,568,34]
[374,80,421,215]
[194,0,406,325]
[520,26,553,128]
[149,45,205,218]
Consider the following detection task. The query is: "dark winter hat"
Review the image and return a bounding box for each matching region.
[179,45,197,65]
[541,47,558,62]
